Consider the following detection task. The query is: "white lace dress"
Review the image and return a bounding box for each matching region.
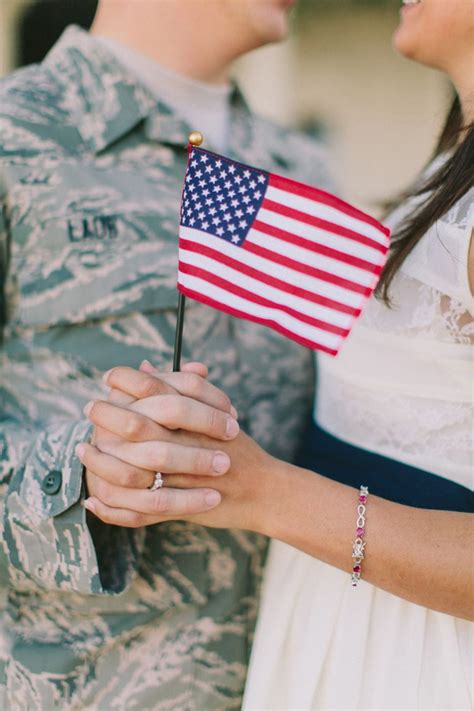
[243,185,474,710]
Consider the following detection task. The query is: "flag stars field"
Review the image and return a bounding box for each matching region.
[179,147,390,355]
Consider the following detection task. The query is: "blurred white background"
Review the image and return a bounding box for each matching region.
[0,0,450,212]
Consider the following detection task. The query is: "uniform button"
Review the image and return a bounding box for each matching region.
[42,470,62,495]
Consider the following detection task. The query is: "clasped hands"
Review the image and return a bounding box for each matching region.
[76,360,273,533]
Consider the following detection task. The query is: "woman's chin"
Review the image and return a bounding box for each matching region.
[392,30,443,72]
[392,26,421,62]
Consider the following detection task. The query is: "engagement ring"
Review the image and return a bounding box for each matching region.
[149,472,164,491]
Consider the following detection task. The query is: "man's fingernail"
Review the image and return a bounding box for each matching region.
[212,452,230,474]
[230,405,238,419]
[102,368,113,383]
[205,491,221,507]
[83,400,94,417]
[225,416,240,438]
[83,498,96,514]
[140,359,155,373]
[75,443,85,459]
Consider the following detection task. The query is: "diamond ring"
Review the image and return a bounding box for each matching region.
[149,472,164,491]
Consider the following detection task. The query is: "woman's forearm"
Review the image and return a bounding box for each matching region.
[258,459,473,620]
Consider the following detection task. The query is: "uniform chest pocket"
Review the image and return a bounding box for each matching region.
[10,209,181,328]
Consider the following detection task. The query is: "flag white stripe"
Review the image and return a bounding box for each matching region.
[178,271,341,350]
[266,185,389,246]
[179,248,353,329]
[258,208,385,264]
[247,228,378,288]
[180,226,363,308]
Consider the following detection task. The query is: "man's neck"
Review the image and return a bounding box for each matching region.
[90,1,235,85]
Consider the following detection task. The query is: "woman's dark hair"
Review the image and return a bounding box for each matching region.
[377,96,474,303]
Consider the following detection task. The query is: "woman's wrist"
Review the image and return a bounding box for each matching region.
[252,456,306,539]
[254,460,357,573]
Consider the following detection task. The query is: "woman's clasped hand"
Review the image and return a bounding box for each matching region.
[78,359,273,532]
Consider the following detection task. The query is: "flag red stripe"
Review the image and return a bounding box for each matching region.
[178,261,349,337]
[179,237,360,316]
[268,174,391,236]
[241,240,371,296]
[262,198,389,255]
[251,220,384,274]
[177,283,339,356]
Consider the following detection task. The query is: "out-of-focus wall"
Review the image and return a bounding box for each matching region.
[1,0,450,212]
[0,0,31,76]
[236,3,449,210]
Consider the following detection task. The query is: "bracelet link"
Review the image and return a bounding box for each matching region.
[351,485,369,587]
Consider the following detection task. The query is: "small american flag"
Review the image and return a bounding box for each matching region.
[178,147,390,356]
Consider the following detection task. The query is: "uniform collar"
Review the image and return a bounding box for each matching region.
[43,25,253,155]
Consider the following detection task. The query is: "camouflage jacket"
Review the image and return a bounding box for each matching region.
[0,26,332,711]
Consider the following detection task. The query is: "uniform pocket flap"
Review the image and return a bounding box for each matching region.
[11,210,181,328]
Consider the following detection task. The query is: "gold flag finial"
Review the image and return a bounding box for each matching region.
[188,131,204,147]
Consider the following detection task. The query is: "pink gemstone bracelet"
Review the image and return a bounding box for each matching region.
[351,485,369,587]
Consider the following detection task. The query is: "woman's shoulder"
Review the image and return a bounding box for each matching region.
[357,181,474,344]
[397,187,473,314]
[385,151,473,317]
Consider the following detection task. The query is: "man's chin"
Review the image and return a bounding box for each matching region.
[256,18,291,47]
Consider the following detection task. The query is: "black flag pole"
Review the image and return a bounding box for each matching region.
[172,131,204,372]
[172,292,186,372]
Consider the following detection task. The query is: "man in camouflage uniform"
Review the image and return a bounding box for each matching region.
[0,2,332,708]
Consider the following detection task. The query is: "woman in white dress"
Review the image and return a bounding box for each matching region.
[82,1,473,708]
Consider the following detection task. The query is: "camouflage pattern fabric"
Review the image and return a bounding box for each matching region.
[0,26,332,710]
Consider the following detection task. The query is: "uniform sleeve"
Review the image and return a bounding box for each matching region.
[0,201,143,595]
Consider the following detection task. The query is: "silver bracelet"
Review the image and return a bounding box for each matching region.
[351,485,369,587]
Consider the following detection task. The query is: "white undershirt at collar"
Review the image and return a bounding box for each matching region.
[96,35,232,152]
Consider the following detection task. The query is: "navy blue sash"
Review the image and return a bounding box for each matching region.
[296,421,473,513]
